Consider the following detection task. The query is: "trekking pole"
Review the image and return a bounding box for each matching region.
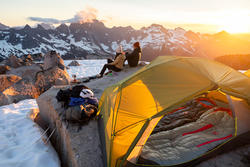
[45,128,56,144]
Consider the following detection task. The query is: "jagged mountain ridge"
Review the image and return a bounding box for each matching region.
[0,23,9,30]
[0,20,250,61]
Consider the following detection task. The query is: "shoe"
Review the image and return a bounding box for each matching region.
[104,71,112,75]
[96,74,102,78]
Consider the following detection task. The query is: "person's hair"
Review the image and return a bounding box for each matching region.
[133,42,140,48]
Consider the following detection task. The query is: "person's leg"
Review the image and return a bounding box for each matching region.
[99,64,108,76]
[107,59,113,63]
[107,65,122,72]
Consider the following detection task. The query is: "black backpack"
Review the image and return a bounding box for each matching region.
[56,89,72,104]
[71,85,89,97]
[56,85,90,107]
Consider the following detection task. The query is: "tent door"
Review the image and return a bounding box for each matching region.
[127,116,163,164]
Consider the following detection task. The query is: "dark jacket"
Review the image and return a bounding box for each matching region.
[126,47,142,67]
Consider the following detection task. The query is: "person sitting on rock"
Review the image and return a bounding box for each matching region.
[114,45,123,60]
[98,46,126,77]
[125,42,142,67]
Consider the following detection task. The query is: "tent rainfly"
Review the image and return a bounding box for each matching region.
[98,56,250,167]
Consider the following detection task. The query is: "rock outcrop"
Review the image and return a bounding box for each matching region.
[0,51,70,106]
[35,67,70,93]
[0,91,11,106]
[6,55,23,68]
[7,64,42,80]
[44,51,66,70]
[68,60,81,66]
[0,65,11,74]
[2,80,40,104]
[0,74,21,92]
[36,86,103,167]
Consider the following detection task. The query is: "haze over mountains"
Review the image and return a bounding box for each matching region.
[0,20,250,61]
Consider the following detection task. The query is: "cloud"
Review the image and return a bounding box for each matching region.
[28,17,62,24]
[28,6,99,24]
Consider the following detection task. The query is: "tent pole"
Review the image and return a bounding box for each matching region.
[118,119,150,167]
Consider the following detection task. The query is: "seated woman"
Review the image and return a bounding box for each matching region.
[98,46,126,77]
[126,42,142,67]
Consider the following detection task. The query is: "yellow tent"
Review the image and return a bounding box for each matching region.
[98,56,250,167]
[245,69,250,77]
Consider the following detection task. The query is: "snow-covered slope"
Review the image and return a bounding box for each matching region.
[0,99,60,167]
[65,59,106,78]
[1,21,250,61]
[0,23,9,30]
[0,21,200,61]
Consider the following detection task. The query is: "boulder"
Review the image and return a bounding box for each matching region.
[68,60,81,66]
[20,53,43,62]
[35,67,70,94]
[0,74,22,92]
[2,79,40,104]
[0,52,71,106]
[55,78,68,86]
[44,51,66,71]
[0,92,11,106]
[6,55,23,68]
[36,86,103,167]
[1,64,70,106]
[0,65,11,74]
[7,64,42,81]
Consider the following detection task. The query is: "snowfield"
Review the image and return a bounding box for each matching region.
[65,59,149,79]
[0,99,60,167]
[65,59,107,79]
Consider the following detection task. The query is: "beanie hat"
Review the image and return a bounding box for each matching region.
[133,42,140,48]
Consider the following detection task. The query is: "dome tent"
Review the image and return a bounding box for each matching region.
[244,69,250,77]
[98,56,250,167]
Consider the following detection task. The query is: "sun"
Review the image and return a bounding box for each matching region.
[218,14,250,34]
[221,23,250,34]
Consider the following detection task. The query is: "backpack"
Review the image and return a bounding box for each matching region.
[56,89,72,104]
[65,105,83,122]
[71,85,90,97]
[65,104,98,123]
[56,85,90,107]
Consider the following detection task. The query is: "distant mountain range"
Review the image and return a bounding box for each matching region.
[215,54,250,70]
[0,23,9,30]
[0,20,250,61]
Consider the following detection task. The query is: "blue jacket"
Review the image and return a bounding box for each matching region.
[68,97,99,107]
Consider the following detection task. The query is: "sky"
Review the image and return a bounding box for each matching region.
[0,0,250,33]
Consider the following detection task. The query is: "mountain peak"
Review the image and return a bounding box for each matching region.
[141,24,167,33]
[174,27,186,32]
[216,30,230,36]
[36,24,45,30]
[89,19,106,28]
[23,24,32,30]
[0,22,9,30]
[56,23,69,34]
[57,23,68,29]
[150,24,164,28]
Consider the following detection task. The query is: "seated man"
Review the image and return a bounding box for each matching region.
[126,42,142,67]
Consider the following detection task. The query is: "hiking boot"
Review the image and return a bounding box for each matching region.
[96,74,103,78]
[104,71,112,75]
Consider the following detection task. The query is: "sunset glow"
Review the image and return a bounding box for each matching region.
[0,0,250,34]
[217,11,250,33]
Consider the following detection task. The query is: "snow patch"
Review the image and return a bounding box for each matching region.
[65,59,106,78]
[0,99,60,167]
